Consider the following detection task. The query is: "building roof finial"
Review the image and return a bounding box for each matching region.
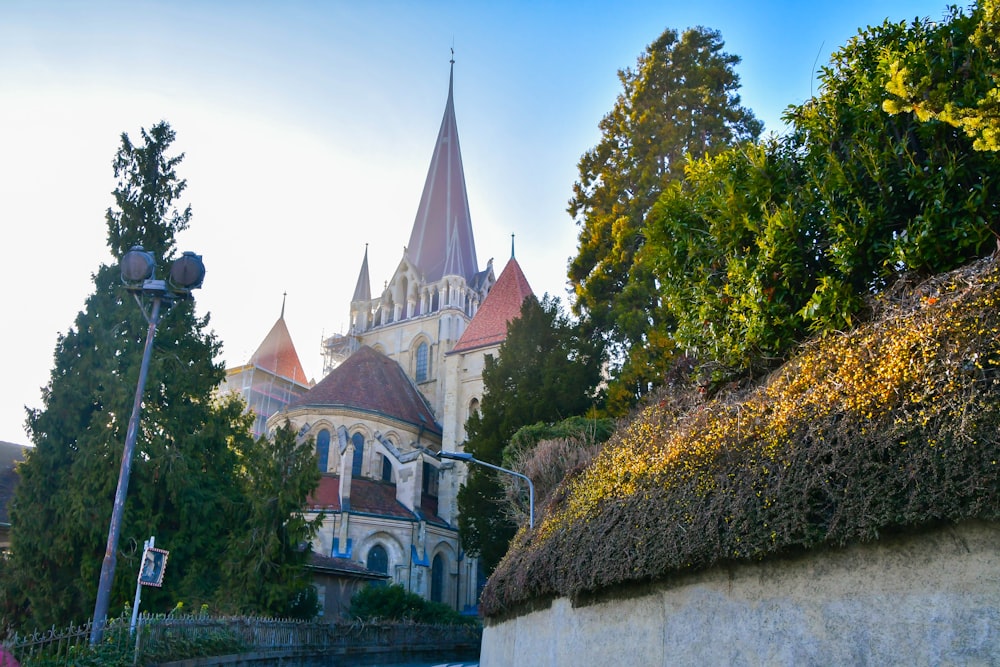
[511,233,515,259]
[281,291,287,319]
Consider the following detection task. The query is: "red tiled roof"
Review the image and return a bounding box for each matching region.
[308,475,448,526]
[250,316,310,385]
[287,346,442,435]
[451,257,534,354]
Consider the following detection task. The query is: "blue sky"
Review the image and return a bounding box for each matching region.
[0,0,952,444]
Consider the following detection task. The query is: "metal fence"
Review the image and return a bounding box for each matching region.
[5,616,130,664]
[5,615,482,666]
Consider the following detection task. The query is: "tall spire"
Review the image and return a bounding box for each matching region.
[353,244,371,303]
[405,55,479,284]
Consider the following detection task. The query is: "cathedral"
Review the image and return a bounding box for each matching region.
[224,60,534,616]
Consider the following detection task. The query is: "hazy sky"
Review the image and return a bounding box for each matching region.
[0,0,951,445]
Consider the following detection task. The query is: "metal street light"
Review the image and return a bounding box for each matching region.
[438,450,534,529]
[90,246,205,645]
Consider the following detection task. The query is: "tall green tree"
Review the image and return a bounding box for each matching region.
[220,422,322,618]
[631,4,1000,390]
[568,26,762,411]
[637,139,821,386]
[882,0,1000,152]
[786,9,1000,331]
[8,122,254,628]
[457,296,603,573]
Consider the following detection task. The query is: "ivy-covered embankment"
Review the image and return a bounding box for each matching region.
[482,256,1000,618]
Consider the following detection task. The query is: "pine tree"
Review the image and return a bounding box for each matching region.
[568,26,761,411]
[457,296,603,573]
[220,422,322,618]
[8,122,253,628]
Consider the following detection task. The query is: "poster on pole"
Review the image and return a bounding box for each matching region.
[139,546,169,587]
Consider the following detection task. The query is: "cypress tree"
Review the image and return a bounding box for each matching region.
[8,122,253,628]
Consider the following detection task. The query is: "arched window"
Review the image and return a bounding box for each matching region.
[351,432,365,477]
[381,455,393,483]
[431,553,445,603]
[415,342,429,382]
[422,462,438,497]
[367,544,388,575]
[316,429,331,472]
[469,398,480,418]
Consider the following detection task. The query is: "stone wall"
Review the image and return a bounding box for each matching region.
[481,521,1000,665]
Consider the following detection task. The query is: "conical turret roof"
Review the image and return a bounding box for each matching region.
[250,307,310,385]
[353,245,371,303]
[406,60,478,284]
[451,257,534,354]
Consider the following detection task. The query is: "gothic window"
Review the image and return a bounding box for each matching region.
[422,461,439,497]
[415,342,430,382]
[316,429,331,473]
[431,553,445,603]
[381,455,393,483]
[351,432,365,477]
[367,544,388,575]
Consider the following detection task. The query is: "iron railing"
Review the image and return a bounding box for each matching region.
[4,614,482,666]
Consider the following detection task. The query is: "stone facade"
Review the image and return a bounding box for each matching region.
[263,62,534,615]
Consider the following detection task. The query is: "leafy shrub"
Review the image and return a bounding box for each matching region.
[348,584,475,625]
[500,417,615,524]
[483,257,1000,617]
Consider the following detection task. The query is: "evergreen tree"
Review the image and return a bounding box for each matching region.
[457,296,603,573]
[629,3,1000,391]
[882,0,1000,152]
[220,422,322,618]
[8,122,253,628]
[568,26,761,412]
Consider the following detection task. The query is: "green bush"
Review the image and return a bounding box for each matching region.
[348,584,475,625]
[483,256,1000,617]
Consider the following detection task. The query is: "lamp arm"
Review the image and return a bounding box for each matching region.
[467,456,535,529]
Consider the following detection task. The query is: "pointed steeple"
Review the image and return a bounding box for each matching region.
[353,244,371,303]
[450,257,534,354]
[406,57,478,284]
[250,302,310,384]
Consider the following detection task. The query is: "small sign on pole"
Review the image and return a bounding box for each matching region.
[131,536,170,635]
[139,546,169,588]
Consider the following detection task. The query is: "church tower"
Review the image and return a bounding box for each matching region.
[346,58,496,418]
[270,59,533,616]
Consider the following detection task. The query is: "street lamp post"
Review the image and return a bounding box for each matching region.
[90,246,205,645]
[438,451,534,529]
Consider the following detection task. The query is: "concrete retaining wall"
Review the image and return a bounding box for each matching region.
[481,521,1000,666]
